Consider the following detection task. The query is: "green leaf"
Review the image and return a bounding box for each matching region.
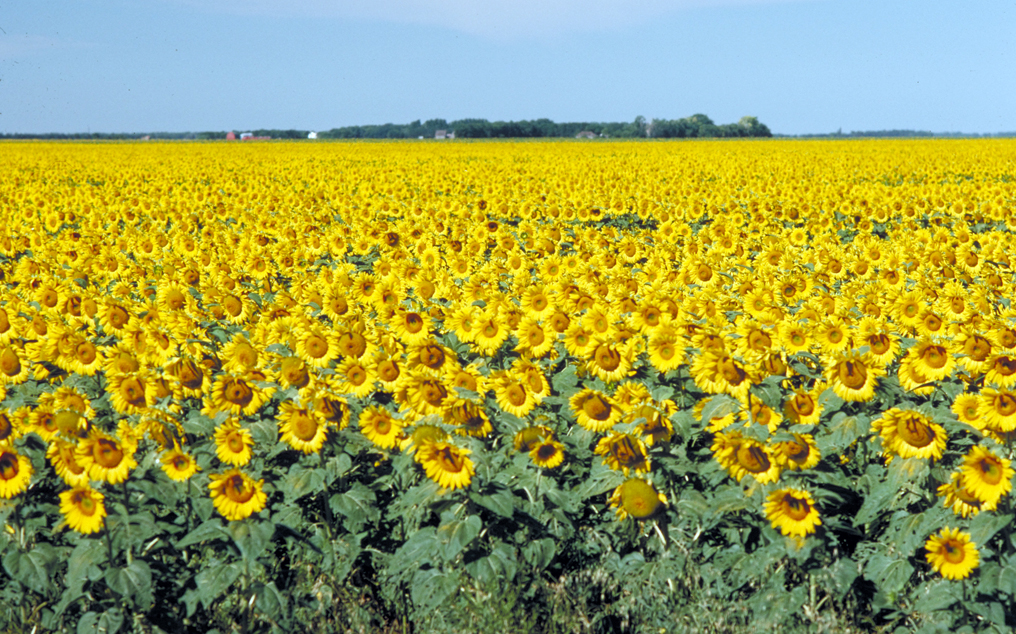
[968,511,1013,548]
[66,539,107,596]
[388,528,440,578]
[863,554,913,595]
[330,482,379,533]
[469,486,516,518]
[439,514,482,561]
[522,538,556,571]
[699,394,739,425]
[252,581,289,622]
[104,560,154,610]
[176,518,229,549]
[410,568,459,609]
[230,519,276,563]
[77,609,124,634]
[195,562,243,609]
[912,579,960,613]
[466,542,518,585]
[283,466,326,503]
[3,544,58,594]
[552,364,579,396]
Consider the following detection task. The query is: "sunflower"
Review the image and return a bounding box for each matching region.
[400,424,449,461]
[276,356,312,390]
[925,527,979,580]
[472,311,510,356]
[825,351,884,402]
[530,438,566,469]
[985,354,1016,389]
[904,339,955,383]
[952,392,986,432]
[220,335,261,375]
[313,393,350,429]
[204,374,267,417]
[161,445,201,481]
[493,374,540,418]
[595,433,650,475]
[295,325,338,368]
[712,431,781,484]
[0,342,32,385]
[779,323,813,355]
[959,445,1014,509]
[773,433,821,471]
[514,317,556,358]
[690,349,755,400]
[278,402,328,454]
[76,430,138,484]
[937,472,984,518]
[335,357,376,399]
[213,420,254,466]
[444,398,492,438]
[608,478,666,520]
[0,448,32,498]
[208,468,267,521]
[570,388,622,432]
[46,439,90,487]
[0,411,22,445]
[873,408,947,461]
[418,441,474,490]
[765,488,821,538]
[978,387,1016,432]
[359,405,402,449]
[59,486,107,534]
[646,335,686,373]
[514,425,554,452]
[390,309,432,345]
[584,339,637,383]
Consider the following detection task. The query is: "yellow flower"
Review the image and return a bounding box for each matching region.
[925,527,979,580]
[277,402,328,454]
[595,433,650,475]
[872,408,947,461]
[959,445,1013,509]
[608,478,666,520]
[765,488,821,538]
[937,472,984,518]
[208,468,267,521]
[161,446,201,481]
[76,430,138,485]
[214,420,254,466]
[529,438,565,469]
[570,388,621,432]
[773,433,821,471]
[824,351,884,402]
[59,487,106,534]
[418,441,474,490]
[0,449,33,498]
[359,405,401,449]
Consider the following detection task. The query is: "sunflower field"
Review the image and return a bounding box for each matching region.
[1,139,1016,633]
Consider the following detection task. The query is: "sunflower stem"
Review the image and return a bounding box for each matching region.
[319,452,334,537]
[122,480,133,564]
[102,515,116,566]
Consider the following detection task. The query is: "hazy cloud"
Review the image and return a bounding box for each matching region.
[171,0,813,39]
[0,34,95,59]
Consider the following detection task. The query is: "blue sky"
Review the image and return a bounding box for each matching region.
[2,0,1013,135]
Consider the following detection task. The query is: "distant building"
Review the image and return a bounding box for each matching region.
[575,131,597,139]
[240,132,253,140]
[307,131,318,139]
[226,131,236,140]
[435,130,455,139]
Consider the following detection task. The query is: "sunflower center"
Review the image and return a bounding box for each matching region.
[718,357,746,385]
[73,492,98,516]
[0,453,18,480]
[921,346,948,369]
[748,330,771,351]
[977,458,1004,485]
[482,322,499,338]
[790,394,815,417]
[0,347,21,377]
[527,326,545,346]
[421,381,447,406]
[942,541,967,565]
[224,379,253,406]
[337,332,367,358]
[594,345,621,371]
[291,414,319,441]
[224,475,256,503]
[868,334,891,355]
[965,336,992,361]
[620,480,660,518]
[223,295,243,317]
[436,446,466,473]
[536,444,558,461]
[924,314,943,332]
[346,365,368,386]
[172,456,192,471]
[419,345,445,369]
[378,360,400,382]
[896,415,935,448]
[94,438,125,469]
[995,394,1016,416]
[582,395,611,421]
[109,306,130,328]
[782,495,812,521]
[404,313,424,334]
[993,357,1016,377]
[838,361,868,390]
[736,445,771,473]
[305,334,329,358]
[505,384,527,407]
[121,377,147,407]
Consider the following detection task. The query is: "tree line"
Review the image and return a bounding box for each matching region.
[0,115,773,140]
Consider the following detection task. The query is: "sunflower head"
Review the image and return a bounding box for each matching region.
[925,527,979,580]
